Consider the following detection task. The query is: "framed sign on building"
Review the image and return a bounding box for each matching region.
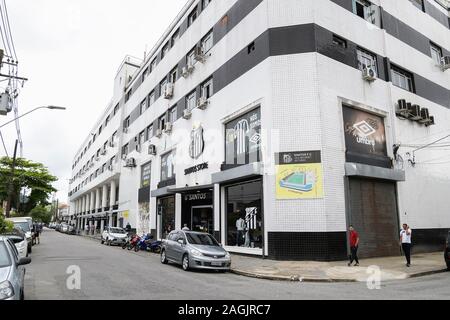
[342,105,390,168]
[275,151,324,199]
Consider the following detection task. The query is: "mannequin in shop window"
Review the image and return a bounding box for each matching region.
[235,216,245,246]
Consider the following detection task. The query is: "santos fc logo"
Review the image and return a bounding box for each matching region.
[189,125,205,159]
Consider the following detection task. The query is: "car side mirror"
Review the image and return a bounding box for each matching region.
[177,239,185,245]
[18,257,31,266]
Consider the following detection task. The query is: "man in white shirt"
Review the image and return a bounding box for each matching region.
[236,217,245,246]
[400,223,412,267]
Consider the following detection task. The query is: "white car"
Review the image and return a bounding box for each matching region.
[7,218,33,254]
[101,227,128,246]
[3,229,28,259]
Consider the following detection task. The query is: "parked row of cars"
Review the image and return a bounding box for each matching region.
[49,222,76,235]
[1,217,37,300]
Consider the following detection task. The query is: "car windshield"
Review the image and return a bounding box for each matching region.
[110,228,125,234]
[0,242,12,268]
[186,233,219,246]
[13,222,30,232]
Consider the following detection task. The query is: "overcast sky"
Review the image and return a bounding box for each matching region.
[0,0,187,204]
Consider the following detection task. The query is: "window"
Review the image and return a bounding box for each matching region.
[160,78,168,95]
[186,91,197,111]
[159,114,167,130]
[149,91,156,106]
[147,124,154,140]
[105,115,110,127]
[142,67,150,82]
[201,78,213,99]
[171,28,180,47]
[202,0,212,9]
[411,0,425,11]
[95,169,100,177]
[188,6,198,26]
[357,48,377,72]
[141,161,151,187]
[170,67,178,83]
[430,42,443,65]
[96,149,101,157]
[150,58,157,73]
[332,35,347,48]
[138,130,145,146]
[140,99,147,115]
[92,133,96,142]
[102,163,107,173]
[201,30,213,53]
[353,0,378,23]
[113,104,119,115]
[169,107,177,123]
[161,42,170,59]
[111,131,117,144]
[248,42,255,54]
[391,65,414,92]
[187,48,196,66]
[103,141,108,150]
[98,125,103,135]
[122,144,129,157]
[110,156,116,166]
[124,116,130,129]
[161,151,175,181]
[125,89,132,102]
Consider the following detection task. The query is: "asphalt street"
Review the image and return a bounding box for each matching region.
[24,229,450,300]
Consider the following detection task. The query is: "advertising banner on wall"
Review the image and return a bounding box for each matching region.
[275,151,324,199]
[342,106,390,168]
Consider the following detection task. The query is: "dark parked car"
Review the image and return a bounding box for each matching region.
[445,231,450,271]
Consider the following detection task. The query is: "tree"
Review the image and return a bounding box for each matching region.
[30,205,52,224]
[0,209,13,234]
[0,157,58,216]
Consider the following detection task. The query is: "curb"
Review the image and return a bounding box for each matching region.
[231,268,448,283]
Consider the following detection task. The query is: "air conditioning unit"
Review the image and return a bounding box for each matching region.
[197,96,209,110]
[187,63,195,73]
[426,116,435,127]
[123,127,128,134]
[362,66,377,81]
[125,158,136,168]
[418,108,430,124]
[101,148,107,155]
[108,165,113,171]
[181,66,190,78]
[408,104,422,121]
[164,83,174,99]
[164,122,173,133]
[441,56,450,71]
[194,46,206,63]
[135,145,141,153]
[182,109,192,120]
[148,144,157,155]
[396,99,409,117]
[156,129,163,138]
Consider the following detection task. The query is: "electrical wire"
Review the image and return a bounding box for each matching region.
[0,129,9,157]
[2,0,17,61]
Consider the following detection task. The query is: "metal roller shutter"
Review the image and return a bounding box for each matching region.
[348,178,400,258]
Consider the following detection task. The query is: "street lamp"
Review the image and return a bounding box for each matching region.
[0,105,66,129]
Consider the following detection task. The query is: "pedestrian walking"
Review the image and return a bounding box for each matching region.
[400,223,412,267]
[347,225,359,267]
[34,223,41,245]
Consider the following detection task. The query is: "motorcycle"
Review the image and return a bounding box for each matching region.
[123,234,140,250]
[134,234,162,253]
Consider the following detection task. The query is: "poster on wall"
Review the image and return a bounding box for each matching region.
[138,202,150,235]
[275,151,324,199]
[342,105,390,168]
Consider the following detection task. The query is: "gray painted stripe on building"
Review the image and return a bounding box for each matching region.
[345,163,406,182]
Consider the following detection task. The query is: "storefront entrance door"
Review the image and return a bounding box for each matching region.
[191,206,213,234]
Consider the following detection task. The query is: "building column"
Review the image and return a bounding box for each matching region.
[90,191,95,212]
[214,184,220,234]
[100,220,105,231]
[109,180,116,207]
[102,185,108,209]
[81,197,85,215]
[175,193,182,230]
[95,188,101,210]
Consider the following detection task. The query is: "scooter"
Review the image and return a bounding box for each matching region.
[134,233,152,252]
[123,234,140,250]
[134,234,162,253]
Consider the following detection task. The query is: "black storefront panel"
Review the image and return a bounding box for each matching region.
[181,190,214,234]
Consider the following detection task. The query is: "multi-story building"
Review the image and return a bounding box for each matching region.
[69,0,450,260]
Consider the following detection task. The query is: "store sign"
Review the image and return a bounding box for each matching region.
[342,106,389,167]
[225,107,261,165]
[189,125,205,159]
[184,162,208,175]
[275,150,324,200]
[184,192,211,201]
[141,162,151,187]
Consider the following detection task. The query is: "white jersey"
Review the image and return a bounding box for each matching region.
[400,228,412,244]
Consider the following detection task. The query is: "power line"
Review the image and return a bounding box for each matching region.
[2,0,17,61]
[0,129,9,157]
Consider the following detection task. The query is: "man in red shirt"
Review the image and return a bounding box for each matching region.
[348,225,360,267]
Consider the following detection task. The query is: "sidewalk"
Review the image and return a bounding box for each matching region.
[230,252,448,282]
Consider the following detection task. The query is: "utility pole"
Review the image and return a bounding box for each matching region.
[5,139,18,217]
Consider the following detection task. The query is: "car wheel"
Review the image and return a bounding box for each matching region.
[161,250,168,264]
[101,238,104,244]
[134,245,140,252]
[182,254,190,271]
[20,289,24,300]
[28,245,32,254]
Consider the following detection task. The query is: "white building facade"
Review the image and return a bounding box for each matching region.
[69,0,450,260]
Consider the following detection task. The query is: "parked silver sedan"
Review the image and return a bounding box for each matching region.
[0,236,31,300]
[161,231,231,271]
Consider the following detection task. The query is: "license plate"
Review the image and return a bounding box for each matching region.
[211,261,222,267]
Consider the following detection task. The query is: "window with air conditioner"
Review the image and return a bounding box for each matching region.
[430,42,443,65]
[186,91,197,111]
[391,65,415,92]
[357,48,377,71]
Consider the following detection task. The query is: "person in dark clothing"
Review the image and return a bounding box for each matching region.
[125,223,131,233]
[400,223,412,267]
[348,225,360,267]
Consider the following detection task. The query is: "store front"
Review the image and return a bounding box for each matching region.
[157,195,175,240]
[181,189,214,234]
[224,179,263,252]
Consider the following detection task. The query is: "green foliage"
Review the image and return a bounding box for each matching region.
[0,157,58,215]
[0,211,14,234]
[30,205,53,224]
